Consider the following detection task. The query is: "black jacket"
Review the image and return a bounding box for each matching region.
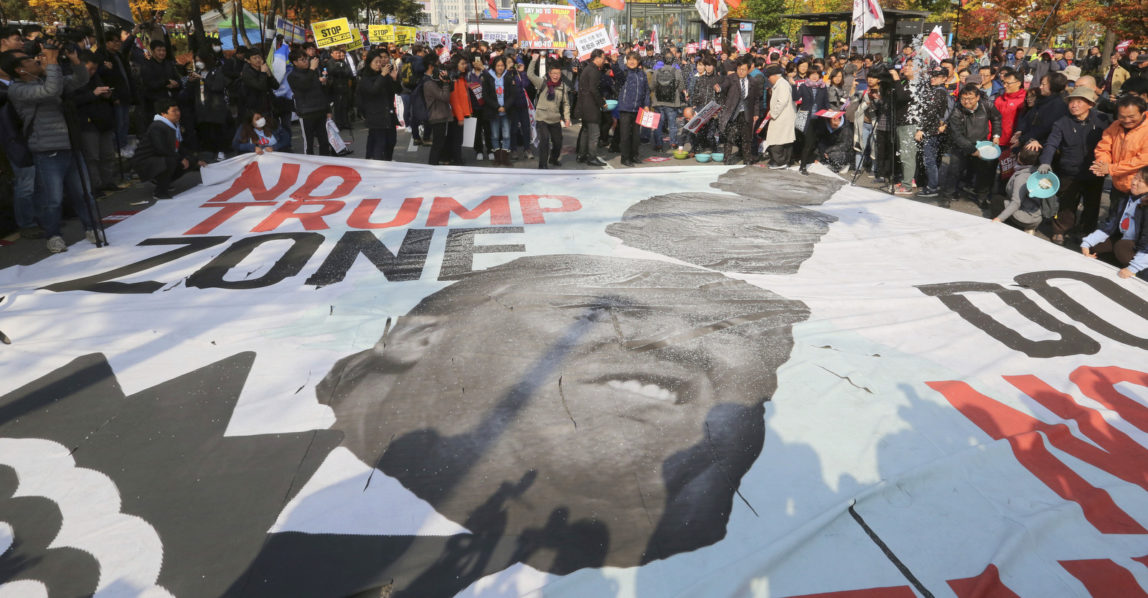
[576,64,604,124]
[324,58,355,97]
[947,99,1002,155]
[1016,93,1068,146]
[287,67,330,116]
[139,58,182,109]
[480,70,524,120]
[132,119,191,179]
[795,81,828,114]
[718,73,764,129]
[71,72,116,132]
[0,79,31,167]
[97,48,135,105]
[1039,109,1112,177]
[358,70,398,129]
[889,78,915,127]
[193,67,231,125]
[239,63,279,118]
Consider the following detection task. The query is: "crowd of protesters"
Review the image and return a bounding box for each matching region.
[0,22,1146,278]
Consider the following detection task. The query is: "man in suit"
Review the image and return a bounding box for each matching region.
[717,57,762,165]
[132,98,204,200]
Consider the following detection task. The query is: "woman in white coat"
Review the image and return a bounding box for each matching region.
[764,65,796,169]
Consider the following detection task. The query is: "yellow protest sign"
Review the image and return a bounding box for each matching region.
[312,18,354,48]
[346,31,364,51]
[369,24,396,43]
[396,26,416,45]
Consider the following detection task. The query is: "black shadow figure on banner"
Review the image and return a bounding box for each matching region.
[0,169,845,597]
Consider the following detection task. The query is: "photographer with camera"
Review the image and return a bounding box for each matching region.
[2,30,43,240]
[287,49,333,156]
[71,51,118,195]
[2,40,101,253]
[423,60,455,165]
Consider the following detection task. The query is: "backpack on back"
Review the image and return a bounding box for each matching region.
[401,62,418,90]
[654,68,676,103]
[410,79,429,126]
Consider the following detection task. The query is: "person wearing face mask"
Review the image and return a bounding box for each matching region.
[232,111,290,155]
[191,50,231,162]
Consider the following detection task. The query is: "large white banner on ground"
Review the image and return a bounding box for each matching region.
[1,154,1147,597]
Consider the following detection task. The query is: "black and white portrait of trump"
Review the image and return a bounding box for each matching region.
[310,170,842,586]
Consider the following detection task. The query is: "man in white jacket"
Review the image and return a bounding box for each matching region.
[764,65,795,169]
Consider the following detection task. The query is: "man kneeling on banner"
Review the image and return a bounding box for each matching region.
[1081,165,1148,280]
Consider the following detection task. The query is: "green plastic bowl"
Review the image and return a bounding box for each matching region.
[673,149,689,159]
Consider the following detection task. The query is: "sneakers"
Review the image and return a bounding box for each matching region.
[216,152,225,161]
[916,188,939,198]
[85,229,99,244]
[893,183,914,195]
[46,235,66,253]
[768,163,786,169]
[476,152,484,161]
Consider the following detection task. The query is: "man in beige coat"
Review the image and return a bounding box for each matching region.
[764,65,796,169]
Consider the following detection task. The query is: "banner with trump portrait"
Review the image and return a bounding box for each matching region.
[1,154,1147,597]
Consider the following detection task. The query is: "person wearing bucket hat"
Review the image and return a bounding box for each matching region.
[1040,86,1112,242]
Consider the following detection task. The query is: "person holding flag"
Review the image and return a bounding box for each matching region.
[852,0,885,42]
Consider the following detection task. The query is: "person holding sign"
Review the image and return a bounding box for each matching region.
[287,49,333,156]
[615,51,651,167]
[528,53,572,169]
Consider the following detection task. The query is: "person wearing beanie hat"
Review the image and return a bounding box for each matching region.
[1040,86,1112,242]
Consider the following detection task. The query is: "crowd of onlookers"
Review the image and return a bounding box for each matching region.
[0,22,1145,278]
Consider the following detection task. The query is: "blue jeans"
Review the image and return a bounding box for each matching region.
[656,106,681,148]
[34,150,94,237]
[855,121,874,171]
[114,103,131,149]
[492,113,511,150]
[8,156,37,229]
[921,134,943,191]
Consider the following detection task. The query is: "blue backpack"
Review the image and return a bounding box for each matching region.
[410,78,429,126]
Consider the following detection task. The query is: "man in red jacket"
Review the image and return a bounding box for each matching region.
[994,68,1026,143]
[994,67,1027,180]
